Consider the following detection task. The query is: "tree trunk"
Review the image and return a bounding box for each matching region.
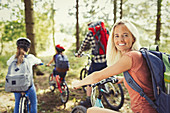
[0,36,3,55]
[114,0,117,23]
[51,0,56,48]
[155,0,162,45]
[76,0,80,52]
[120,0,123,19]
[24,0,36,56]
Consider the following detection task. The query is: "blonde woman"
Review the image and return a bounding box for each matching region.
[72,19,157,113]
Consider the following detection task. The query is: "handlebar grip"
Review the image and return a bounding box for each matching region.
[38,63,44,65]
[92,76,118,87]
[109,76,118,84]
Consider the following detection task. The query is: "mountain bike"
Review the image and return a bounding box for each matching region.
[71,76,124,113]
[19,63,43,113]
[48,64,69,104]
[75,53,92,92]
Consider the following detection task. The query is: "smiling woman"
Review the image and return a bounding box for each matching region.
[72,19,158,113]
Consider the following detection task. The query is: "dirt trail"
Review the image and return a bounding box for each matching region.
[0,72,132,113]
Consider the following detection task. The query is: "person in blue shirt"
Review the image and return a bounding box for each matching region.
[46,44,69,84]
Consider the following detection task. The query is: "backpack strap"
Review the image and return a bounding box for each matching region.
[8,58,18,74]
[123,71,157,109]
[93,24,106,54]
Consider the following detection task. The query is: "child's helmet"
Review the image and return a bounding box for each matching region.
[16,37,31,52]
[55,44,65,53]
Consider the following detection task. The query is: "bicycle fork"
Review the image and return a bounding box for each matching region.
[94,85,111,108]
[94,93,104,108]
[55,75,63,93]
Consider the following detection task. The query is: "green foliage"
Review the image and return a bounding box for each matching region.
[1,20,26,42]
[34,1,55,52]
[0,54,13,79]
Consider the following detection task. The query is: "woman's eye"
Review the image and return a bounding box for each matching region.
[123,34,128,37]
[114,35,119,38]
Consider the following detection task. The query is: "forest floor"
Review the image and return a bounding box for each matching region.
[0,72,133,113]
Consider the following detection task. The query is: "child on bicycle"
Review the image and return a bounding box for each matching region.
[46,44,69,85]
[7,37,42,113]
[73,19,157,113]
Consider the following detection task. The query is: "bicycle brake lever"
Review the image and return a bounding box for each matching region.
[110,76,118,83]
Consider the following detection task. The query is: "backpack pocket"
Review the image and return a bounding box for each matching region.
[5,73,32,92]
[156,91,170,113]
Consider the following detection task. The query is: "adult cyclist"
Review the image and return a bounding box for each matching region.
[75,21,109,108]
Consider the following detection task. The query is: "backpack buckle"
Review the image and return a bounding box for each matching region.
[157,86,160,95]
[140,91,145,97]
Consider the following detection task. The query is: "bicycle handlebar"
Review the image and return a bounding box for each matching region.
[91,76,118,88]
[38,63,44,65]
[74,52,92,58]
[45,64,55,67]
[34,63,44,66]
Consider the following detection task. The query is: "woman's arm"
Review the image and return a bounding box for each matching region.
[28,54,42,65]
[73,54,132,89]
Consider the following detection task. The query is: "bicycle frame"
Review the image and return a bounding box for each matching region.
[55,75,63,93]
[92,86,104,108]
[49,73,63,93]
[71,76,124,113]
[91,76,118,108]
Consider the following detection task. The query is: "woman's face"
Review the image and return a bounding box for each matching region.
[114,24,135,54]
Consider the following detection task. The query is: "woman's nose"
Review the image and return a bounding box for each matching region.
[119,36,124,41]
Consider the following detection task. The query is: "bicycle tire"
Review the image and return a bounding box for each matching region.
[102,83,124,111]
[49,73,56,92]
[60,81,69,104]
[19,96,29,113]
[80,68,88,92]
[71,105,87,113]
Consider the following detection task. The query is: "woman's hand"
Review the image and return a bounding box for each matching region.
[46,64,50,67]
[116,76,124,84]
[72,80,81,89]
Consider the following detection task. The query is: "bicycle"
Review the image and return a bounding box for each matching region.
[75,52,92,92]
[19,63,43,113]
[47,64,69,104]
[19,92,30,113]
[71,76,124,113]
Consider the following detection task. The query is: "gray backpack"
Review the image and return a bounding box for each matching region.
[55,54,69,72]
[5,57,32,92]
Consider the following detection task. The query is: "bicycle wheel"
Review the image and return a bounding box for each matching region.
[91,86,100,106]
[71,105,87,113]
[80,68,88,80]
[49,74,56,92]
[60,81,69,104]
[19,96,29,113]
[80,68,88,92]
[102,82,124,111]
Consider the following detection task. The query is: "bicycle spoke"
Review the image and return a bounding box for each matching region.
[102,83,124,111]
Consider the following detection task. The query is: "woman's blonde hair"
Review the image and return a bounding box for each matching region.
[106,19,141,66]
[15,48,26,65]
